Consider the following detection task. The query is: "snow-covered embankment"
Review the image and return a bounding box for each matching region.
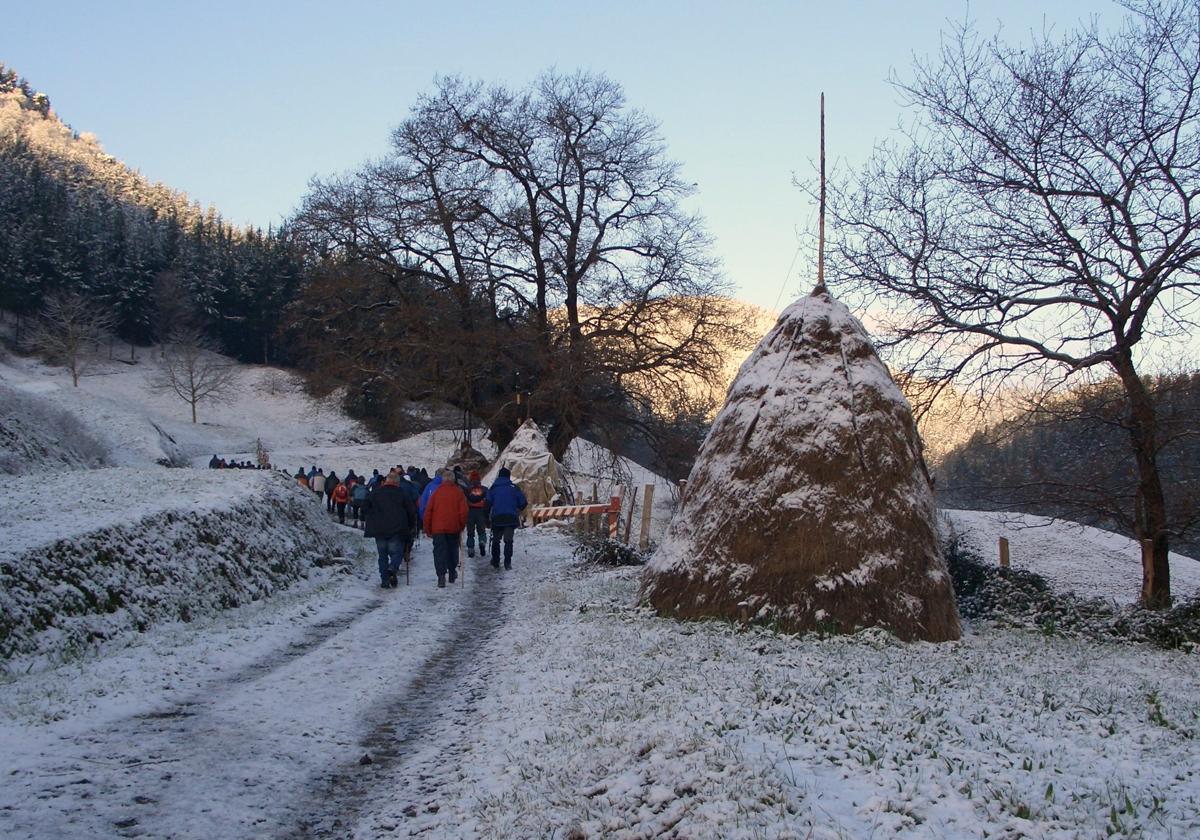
[0,468,346,668]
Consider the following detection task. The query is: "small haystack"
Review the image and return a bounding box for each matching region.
[444,439,490,476]
[483,420,570,522]
[640,288,961,642]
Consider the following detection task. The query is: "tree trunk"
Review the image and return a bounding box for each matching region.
[191,400,197,424]
[1113,353,1171,607]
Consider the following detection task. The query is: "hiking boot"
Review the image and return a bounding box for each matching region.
[504,561,512,570]
[467,550,475,558]
[448,571,457,583]
[491,559,500,569]
[380,580,390,589]
[389,571,398,587]
[437,574,446,588]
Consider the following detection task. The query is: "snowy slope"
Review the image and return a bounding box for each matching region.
[0,351,368,469]
[0,468,348,668]
[945,509,1200,603]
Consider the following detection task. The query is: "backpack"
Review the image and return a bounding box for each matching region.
[352,483,370,503]
[333,484,349,503]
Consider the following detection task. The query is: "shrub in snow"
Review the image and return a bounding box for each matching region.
[0,382,111,474]
[0,471,345,666]
[641,288,961,641]
[572,532,648,567]
[946,538,1200,649]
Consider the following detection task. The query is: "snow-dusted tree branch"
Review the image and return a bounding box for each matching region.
[154,328,239,423]
[25,292,116,387]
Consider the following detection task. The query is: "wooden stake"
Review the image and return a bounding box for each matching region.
[816,92,826,293]
[623,486,638,544]
[639,484,655,551]
[999,537,1010,568]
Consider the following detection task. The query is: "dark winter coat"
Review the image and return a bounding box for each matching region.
[486,475,527,528]
[363,484,415,539]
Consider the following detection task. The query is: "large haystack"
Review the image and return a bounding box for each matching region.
[640,289,961,642]
[483,420,570,522]
[444,439,490,475]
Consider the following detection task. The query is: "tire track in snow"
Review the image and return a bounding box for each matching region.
[283,563,508,839]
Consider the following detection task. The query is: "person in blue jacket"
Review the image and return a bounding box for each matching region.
[418,471,443,521]
[486,467,527,570]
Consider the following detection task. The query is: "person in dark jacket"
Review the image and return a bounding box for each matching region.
[486,467,527,570]
[423,468,468,587]
[325,471,340,513]
[209,455,220,469]
[350,478,370,528]
[464,470,488,558]
[396,472,421,556]
[363,473,416,588]
[367,469,383,490]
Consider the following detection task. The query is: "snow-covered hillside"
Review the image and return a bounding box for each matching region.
[0,350,368,469]
[945,509,1200,603]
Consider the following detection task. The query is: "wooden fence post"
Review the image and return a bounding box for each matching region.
[623,486,638,544]
[999,537,1010,568]
[639,484,655,551]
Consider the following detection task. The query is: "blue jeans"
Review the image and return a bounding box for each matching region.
[376,535,405,582]
[490,526,516,565]
[432,533,459,580]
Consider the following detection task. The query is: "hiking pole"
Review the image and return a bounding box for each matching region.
[460,532,465,588]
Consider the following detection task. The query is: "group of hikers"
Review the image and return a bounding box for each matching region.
[295,463,527,589]
[208,455,267,470]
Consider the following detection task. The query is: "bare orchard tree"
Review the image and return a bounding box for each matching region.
[154,327,238,423]
[26,291,116,386]
[826,1,1200,606]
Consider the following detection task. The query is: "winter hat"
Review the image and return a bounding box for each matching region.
[469,470,480,481]
[498,467,511,478]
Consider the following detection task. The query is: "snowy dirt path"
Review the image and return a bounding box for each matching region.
[0,534,515,839]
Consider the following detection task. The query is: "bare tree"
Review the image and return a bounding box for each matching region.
[294,71,750,457]
[827,0,1200,606]
[154,327,238,423]
[26,292,116,386]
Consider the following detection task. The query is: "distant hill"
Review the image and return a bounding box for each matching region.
[0,64,302,362]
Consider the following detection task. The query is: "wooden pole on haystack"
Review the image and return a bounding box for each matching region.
[815,92,827,295]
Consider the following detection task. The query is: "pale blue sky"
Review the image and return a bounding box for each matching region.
[8,0,1110,310]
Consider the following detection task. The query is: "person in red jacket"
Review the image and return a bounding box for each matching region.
[423,468,468,588]
[332,479,351,525]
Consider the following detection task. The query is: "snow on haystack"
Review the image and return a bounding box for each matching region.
[444,438,490,475]
[641,288,961,642]
[483,419,570,520]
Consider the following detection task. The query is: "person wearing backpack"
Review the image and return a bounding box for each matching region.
[332,478,351,525]
[350,478,370,528]
[464,470,489,558]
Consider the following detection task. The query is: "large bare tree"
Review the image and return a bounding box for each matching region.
[294,70,748,456]
[26,291,116,386]
[828,0,1200,606]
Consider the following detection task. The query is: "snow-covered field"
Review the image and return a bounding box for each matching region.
[3,346,1198,838]
[2,533,1197,838]
[945,509,1200,604]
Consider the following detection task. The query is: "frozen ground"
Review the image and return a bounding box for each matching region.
[945,509,1200,604]
[2,530,1197,838]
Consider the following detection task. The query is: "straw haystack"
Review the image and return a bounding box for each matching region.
[444,439,490,475]
[640,288,961,642]
[483,420,570,522]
